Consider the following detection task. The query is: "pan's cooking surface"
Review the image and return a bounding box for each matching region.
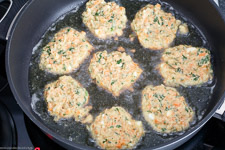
[28,0,215,149]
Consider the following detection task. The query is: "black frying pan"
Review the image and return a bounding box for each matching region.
[1,0,225,149]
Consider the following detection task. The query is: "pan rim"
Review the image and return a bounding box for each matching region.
[5,0,225,149]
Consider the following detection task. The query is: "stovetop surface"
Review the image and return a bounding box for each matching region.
[0,0,225,150]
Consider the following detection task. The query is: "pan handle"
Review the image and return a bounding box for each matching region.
[214,99,225,122]
[0,0,27,40]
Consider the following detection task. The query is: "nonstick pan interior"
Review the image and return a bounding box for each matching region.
[29,0,217,149]
[6,0,225,149]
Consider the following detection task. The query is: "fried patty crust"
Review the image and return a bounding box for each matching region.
[39,27,93,74]
[142,85,194,133]
[88,106,144,149]
[82,0,127,39]
[159,45,213,87]
[88,50,142,96]
[131,4,181,50]
[44,76,93,123]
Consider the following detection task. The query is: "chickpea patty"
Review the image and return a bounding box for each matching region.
[82,0,127,39]
[39,27,93,74]
[142,85,194,133]
[159,45,213,87]
[88,50,143,96]
[131,3,181,50]
[88,106,144,149]
[44,76,92,123]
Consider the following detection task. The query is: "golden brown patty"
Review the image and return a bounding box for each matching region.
[39,27,93,74]
[142,85,194,133]
[88,50,143,96]
[159,45,213,87]
[44,76,92,123]
[82,0,127,39]
[131,3,181,50]
[88,106,144,149]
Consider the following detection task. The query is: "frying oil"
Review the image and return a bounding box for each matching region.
[29,0,215,149]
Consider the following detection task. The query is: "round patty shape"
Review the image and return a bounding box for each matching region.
[142,85,194,133]
[159,45,213,87]
[89,106,144,149]
[39,27,93,74]
[82,0,127,39]
[44,76,92,123]
[89,50,143,96]
[131,3,181,50]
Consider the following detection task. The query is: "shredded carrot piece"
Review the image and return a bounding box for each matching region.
[199,53,206,57]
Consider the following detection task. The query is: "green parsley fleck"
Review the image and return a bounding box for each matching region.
[198,55,210,66]
[165,52,171,55]
[63,64,66,71]
[111,80,116,85]
[121,62,125,68]
[197,49,204,55]
[161,128,166,132]
[160,16,164,25]
[46,47,51,55]
[108,19,113,23]
[191,73,200,81]
[95,12,99,16]
[165,107,169,111]
[182,55,187,60]
[111,14,114,18]
[111,27,114,31]
[69,47,74,51]
[69,102,73,106]
[153,93,165,102]
[154,17,158,23]
[176,67,183,73]
[117,59,122,64]
[97,53,102,63]
[58,50,63,54]
[185,107,189,112]
[75,89,79,94]
[103,139,107,143]
[77,102,81,106]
